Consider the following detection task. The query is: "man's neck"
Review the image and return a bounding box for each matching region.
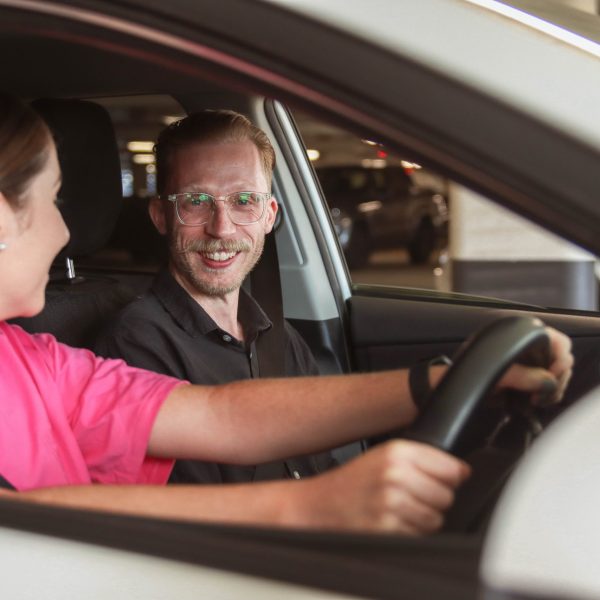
[171,270,243,341]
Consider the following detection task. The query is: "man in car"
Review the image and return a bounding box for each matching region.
[96,110,338,485]
[94,110,571,534]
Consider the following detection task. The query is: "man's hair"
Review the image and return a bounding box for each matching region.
[155,109,276,195]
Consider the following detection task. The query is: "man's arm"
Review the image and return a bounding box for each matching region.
[149,370,415,464]
[149,326,573,465]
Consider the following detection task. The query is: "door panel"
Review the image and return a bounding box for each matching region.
[348,291,600,407]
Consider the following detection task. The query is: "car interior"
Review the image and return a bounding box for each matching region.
[3,1,600,598]
[10,98,137,347]
[4,0,600,490]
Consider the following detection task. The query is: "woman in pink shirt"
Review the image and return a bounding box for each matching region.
[0,93,574,534]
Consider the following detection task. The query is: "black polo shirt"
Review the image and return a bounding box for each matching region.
[95,268,337,483]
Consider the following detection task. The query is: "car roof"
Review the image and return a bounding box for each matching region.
[267,0,600,147]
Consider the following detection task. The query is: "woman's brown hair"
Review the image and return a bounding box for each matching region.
[0,93,51,209]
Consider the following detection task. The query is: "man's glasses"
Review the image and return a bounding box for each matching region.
[162,191,270,226]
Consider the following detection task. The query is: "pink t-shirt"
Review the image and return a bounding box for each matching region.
[0,321,184,491]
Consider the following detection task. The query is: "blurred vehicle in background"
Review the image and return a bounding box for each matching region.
[319,165,448,268]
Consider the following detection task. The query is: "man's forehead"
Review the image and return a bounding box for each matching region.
[168,139,270,189]
[175,137,257,158]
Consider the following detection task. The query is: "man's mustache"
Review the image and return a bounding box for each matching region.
[175,239,251,254]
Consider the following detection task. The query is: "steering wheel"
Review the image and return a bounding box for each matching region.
[404,315,551,531]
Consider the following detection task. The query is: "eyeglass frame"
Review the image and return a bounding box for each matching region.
[160,191,272,227]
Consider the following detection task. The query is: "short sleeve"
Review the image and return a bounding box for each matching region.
[36,332,186,484]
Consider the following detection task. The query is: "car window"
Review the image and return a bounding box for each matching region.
[70,93,598,314]
[294,110,598,312]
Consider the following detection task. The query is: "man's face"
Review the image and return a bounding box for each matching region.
[152,139,277,298]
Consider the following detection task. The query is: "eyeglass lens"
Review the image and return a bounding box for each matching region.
[177,192,266,225]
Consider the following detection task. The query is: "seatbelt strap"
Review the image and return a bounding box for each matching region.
[251,225,316,480]
[0,473,16,490]
[251,230,285,377]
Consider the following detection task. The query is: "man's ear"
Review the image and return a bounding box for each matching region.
[148,196,168,235]
[264,195,279,234]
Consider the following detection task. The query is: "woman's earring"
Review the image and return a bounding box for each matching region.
[0,242,7,251]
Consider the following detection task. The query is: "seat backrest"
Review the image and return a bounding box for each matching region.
[10,98,137,349]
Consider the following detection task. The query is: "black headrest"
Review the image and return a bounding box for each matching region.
[32,98,123,258]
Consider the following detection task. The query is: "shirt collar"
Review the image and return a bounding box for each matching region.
[151,268,272,341]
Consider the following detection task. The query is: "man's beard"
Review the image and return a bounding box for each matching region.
[169,236,265,298]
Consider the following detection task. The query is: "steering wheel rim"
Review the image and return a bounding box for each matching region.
[404,316,552,532]
[405,315,551,457]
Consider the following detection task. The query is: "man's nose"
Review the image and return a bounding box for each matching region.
[204,199,237,237]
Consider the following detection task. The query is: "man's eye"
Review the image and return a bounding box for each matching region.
[190,193,211,206]
[236,193,251,205]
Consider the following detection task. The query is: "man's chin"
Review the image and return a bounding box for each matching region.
[172,253,255,298]
[182,271,243,298]
[193,281,241,297]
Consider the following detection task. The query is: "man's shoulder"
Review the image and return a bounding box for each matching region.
[96,289,170,350]
[282,319,302,340]
[111,290,164,326]
[280,319,320,376]
[282,319,315,346]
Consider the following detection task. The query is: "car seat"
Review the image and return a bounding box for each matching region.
[10,98,137,349]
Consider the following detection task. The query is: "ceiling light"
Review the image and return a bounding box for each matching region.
[361,158,387,169]
[357,200,383,213]
[465,0,600,59]
[127,141,155,153]
[132,153,155,165]
[307,148,320,161]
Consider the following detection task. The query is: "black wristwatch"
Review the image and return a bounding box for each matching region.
[408,355,452,412]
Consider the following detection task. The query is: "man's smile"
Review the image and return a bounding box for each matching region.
[198,249,241,269]
[201,250,239,262]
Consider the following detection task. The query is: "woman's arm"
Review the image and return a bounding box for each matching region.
[0,439,470,535]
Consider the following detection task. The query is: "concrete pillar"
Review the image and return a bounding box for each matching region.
[447,185,597,310]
